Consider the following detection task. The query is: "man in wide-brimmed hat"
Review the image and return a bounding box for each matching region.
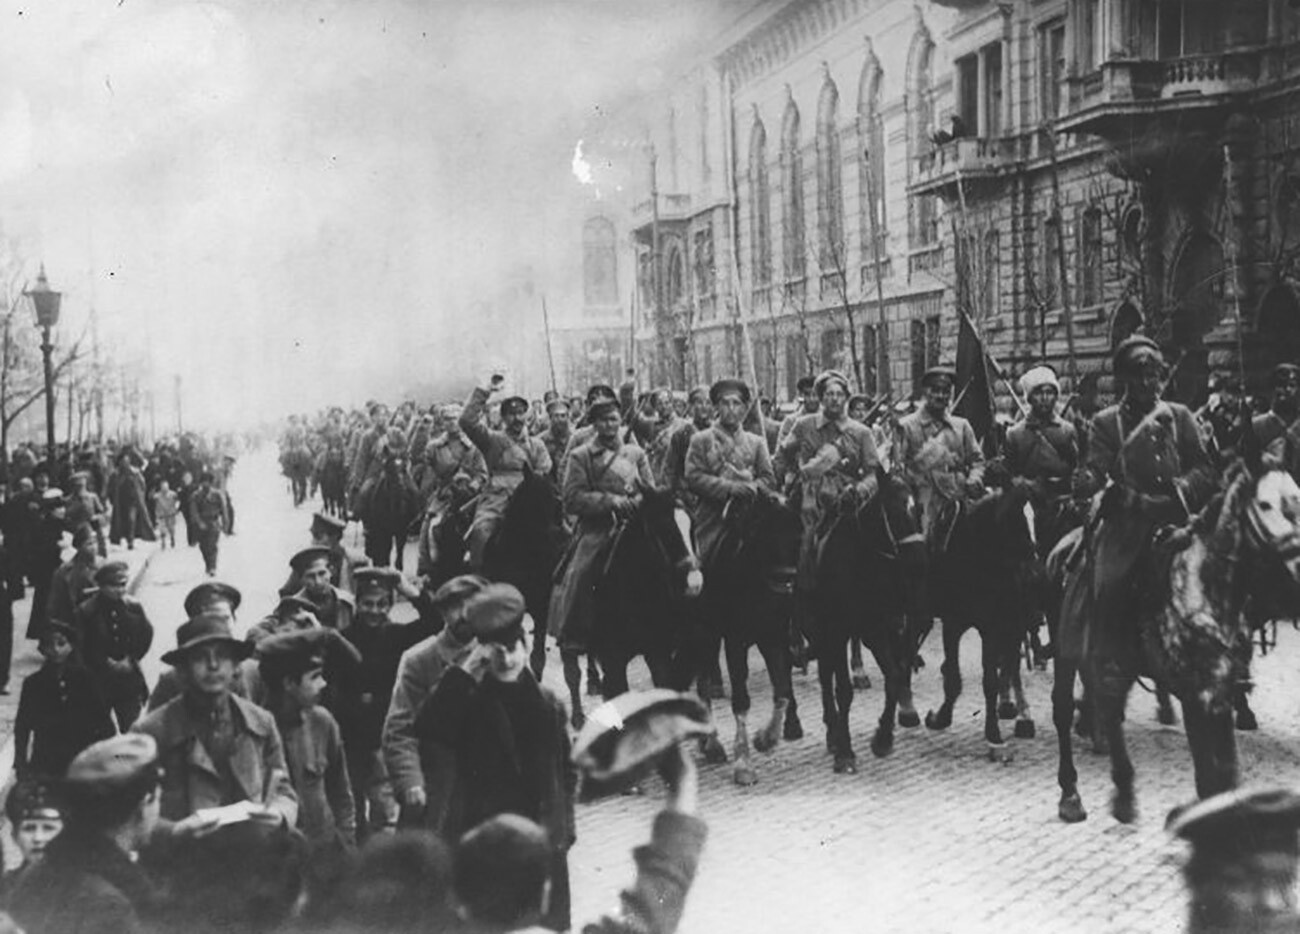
[459,375,552,571]
[133,614,299,839]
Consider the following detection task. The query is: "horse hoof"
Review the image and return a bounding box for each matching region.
[753,728,779,754]
[1014,719,1036,740]
[1058,793,1088,824]
[1157,706,1178,727]
[870,732,894,758]
[986,742,1014,764]
[898,709,921,729]
[702,737,728,765]
[1236,708,1258,732]
[783,718,804,742]
[851,672,871,691]
[733,764,758,786]
[924,710,950,731]
[833,755,858,775]
[1111,792,1137,825]
[998,701,1018,721]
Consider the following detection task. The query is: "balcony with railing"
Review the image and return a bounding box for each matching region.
[909,137,1016,197]
[632,193,692,226]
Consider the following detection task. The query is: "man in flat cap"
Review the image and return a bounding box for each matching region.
[557,384,622,486]
[1061,336,1216,756]
[637,388,691,489]
[46,523,100,627]
[416,582,575,932]
[188,469,229,577]
[289,545,356,632]
[1253,362,1300,480]
[537,398,573,484]
[8,734,163,934]
[685,378,775,569]
[894,365,986,551]
[73,561,153,732]
[382,574,488,828]
[661,386,717,503]
[551,396,656,681]
[777,370,881,617]
[133,615,298,839]
[459,375,552,571]
[777,375,820,451]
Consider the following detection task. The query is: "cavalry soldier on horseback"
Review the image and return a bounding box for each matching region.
[639,389,691,488]
[551,396,655,659]
[538,399,573,483]
[415,403,487,576]
[663,387,715,501]
[460,376,553,572]
[1002,365,1080,537]
[1252,362,1300,478]
[1063,335,1217,669]
[347,403,391,511]
[684,379,775,569]
[777,370,881,613]
[558,384,621,485]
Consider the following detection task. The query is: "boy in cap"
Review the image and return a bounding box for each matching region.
[8,734,163,934]
[64,471,107,558]
[258,629,355,850]
[14,619,114,780]
[132,615,298,839]
[459,376,552,571]
[46,523,99,627]
[289,545,356,631]
[383,574,489,827]
[150,479,179,549]
[416,582,575,931]
[0,779,64,900]
[336,566,441,840]
[73,561,153,732]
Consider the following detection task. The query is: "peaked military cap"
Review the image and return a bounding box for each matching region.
[184,581,242,618]
[709,378,751,405]
[310,512,347,536]
[463,582,526,643]
[1112,334,1163,374]
[94,561,130,586]
[353,566,402,596]
[289,545,332,573]
[65,734,158,791]
[920,365,958,389]
[500,396,530,416]
[585,384,617,405]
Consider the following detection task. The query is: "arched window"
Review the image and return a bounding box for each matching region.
[858,56,886,254]
[780,98,805,281]
[748,116,772,287]
[815,79,844,270]
[666,243,685,307]
[908,32,937,247]
[582,217,618,307]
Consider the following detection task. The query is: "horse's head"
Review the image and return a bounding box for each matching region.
[506,463,564,533]
[725,490,801,588]
[1236,464,1300,584]
[854,468,925,567]
[634,487,703,599]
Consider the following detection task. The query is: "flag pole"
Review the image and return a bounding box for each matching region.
[540,295,558,394]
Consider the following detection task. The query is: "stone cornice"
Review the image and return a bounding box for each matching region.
[718,0,870,90]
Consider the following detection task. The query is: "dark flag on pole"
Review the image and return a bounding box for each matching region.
[954,309,996,455]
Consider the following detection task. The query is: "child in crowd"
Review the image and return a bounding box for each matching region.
[151,480,179,549]
[13,620,114,781]
[0,780,64,903]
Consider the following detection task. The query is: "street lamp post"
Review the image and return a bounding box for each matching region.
[25,265,62,466]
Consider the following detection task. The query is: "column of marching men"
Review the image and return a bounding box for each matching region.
[3,350,1300,932]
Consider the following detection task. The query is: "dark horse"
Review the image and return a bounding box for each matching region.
[482,466,569,682]
[811,470,927,773]
[357,456,421,570]
[280,444,313,507]
[586,487,704,712]
[922,483,1041,759]
[317,442,349,519]
[697,491,805,785]
[1051,451,1300,824]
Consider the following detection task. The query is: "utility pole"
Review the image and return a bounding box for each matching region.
[174,374,183,433]
[649,143,665,387]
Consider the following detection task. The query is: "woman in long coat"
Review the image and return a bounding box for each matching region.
[107,454,155,547]
[549,398,655,654]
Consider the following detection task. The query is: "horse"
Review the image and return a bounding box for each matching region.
[482,465,569,682]
[585,486,704,713]
[1051,450,1300,825]
[922,483,1041,759]
[696,490,804,785]
[280,444,313,507]
[420,487,475,588]
[810,469,927,773]
[356,455,421,570]
[318,443,349,519]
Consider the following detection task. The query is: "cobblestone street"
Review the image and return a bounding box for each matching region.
[58,449,1300,933]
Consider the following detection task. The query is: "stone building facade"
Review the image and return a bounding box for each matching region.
[573,0,1300,409]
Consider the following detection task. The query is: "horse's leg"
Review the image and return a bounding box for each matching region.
[586,655,603,696]
[1053,657,1086,822]
[753,625,793,752]
[530,610,549,681]
[983,633,1013,762]
[1233,638,1258,731]
[850,638,871,691]
[599,651,630,701]
[924,620,962,731]
[727,636,758,786]
[816,638,838,756]
[1155,680,1178,727]
[997,662,1018,720]
[1183,701,1240,800]
[828,634,856,774]
[867,635,898,758]
[1011,654,1036,739]
[561,649,585,730]
[895,613,922,728]
[694,637,728,766]
[1094,662,1137,824]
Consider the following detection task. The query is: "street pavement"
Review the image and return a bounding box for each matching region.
[15,446,1300,932]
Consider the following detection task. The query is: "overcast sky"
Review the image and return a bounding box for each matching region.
[0,0,752,428]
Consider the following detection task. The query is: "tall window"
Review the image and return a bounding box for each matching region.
[1039,20,1066,121]
[910,36,938,247]
[582,217,618,309]
[785,333,808,398]
[1079,206,1104,307]
[1079,0,1103,72]
[749,118,772,287]
[858,58,886,254]
[666,244,685,306]
[816,79,845,271]
[956,54,979,135]
[693,224,715,299]
[985,230,1001,318]
[781,99,805,281]
[956,43,1003,138]
[861,323,889,396]
[910,319,926,393]
[985,44,1003,138]
[820,328,844,370]
[698,84,711,186]
[1042,213,1061,305]
[755,336,776,398]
